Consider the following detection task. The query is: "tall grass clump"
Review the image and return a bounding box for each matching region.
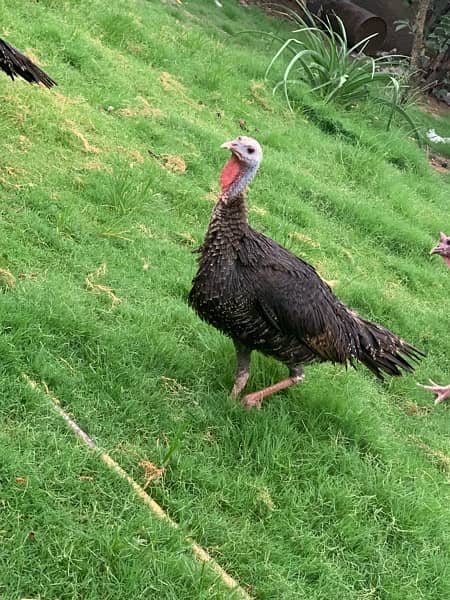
[245,4,420,141]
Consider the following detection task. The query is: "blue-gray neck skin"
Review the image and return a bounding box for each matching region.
[222,161,259,203]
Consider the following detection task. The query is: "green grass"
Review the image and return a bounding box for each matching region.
[1,0,450,598]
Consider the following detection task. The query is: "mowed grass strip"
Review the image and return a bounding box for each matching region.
[0,0,450,598]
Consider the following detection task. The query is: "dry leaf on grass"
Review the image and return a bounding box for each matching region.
[85,263,121,308]
[79,475,95,482]
[257,488,275,511]
[0,268,16,289]
[15,476,27,485]
[148,150,186,174]
[163,154,186,173]
[65,119,100,154]
[139,460,165,489]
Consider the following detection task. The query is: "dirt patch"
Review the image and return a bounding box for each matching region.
[159,71,201,110]
[65,120,100,154]
[118,96,162,118]
[429,152,450,174]
[160,71,186,94]
[53,91,85,108]
[421,95,450,119]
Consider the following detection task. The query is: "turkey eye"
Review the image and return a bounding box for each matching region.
[247,147,255,154]
[446,239,450,245]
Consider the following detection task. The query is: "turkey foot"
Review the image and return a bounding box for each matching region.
[241,370,304,409]
[417,380,450,404]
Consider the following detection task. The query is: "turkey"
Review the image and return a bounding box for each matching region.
[188,136,424,408]
[418,232,450,404]
[0,38,56,88]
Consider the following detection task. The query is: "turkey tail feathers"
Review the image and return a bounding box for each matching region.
[355,318,425,380]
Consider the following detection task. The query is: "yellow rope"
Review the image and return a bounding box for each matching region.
[24,375,252,600]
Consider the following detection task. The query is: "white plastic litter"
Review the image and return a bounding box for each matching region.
[427,128,450,144]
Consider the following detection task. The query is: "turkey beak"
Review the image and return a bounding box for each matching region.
[221,140,235,150]
[221,139,243,161]
[430,243,443,256]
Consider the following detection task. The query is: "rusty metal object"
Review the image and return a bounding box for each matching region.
[321,0,387,54]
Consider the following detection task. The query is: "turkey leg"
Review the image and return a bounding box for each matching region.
[241,367,304,409]
[230,342,251,400]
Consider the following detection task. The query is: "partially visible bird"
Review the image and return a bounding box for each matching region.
[188,136,423,408]
[430,232,450,268]
[0,38,56,88]
[418,232,450,404]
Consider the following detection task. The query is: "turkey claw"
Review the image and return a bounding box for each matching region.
[417,380,450,404]
[241,391,263,409]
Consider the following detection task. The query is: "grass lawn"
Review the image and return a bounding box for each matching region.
[1,0,450,598]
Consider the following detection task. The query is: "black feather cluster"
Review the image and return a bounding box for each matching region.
[0,38,56,88]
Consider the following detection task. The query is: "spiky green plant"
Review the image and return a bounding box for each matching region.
[264,9,401,108]
[243,5,421,142]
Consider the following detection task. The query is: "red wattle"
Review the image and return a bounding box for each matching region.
[220,155,241,193]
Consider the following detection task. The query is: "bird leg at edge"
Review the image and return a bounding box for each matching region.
[230,342,251,400]
[241,366,304,409]
[417,380,450,404]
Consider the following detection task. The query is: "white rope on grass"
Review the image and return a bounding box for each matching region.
[24,375,253,600]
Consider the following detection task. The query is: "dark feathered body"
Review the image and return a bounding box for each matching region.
[189,193,422,378]
[0,38,56,88]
